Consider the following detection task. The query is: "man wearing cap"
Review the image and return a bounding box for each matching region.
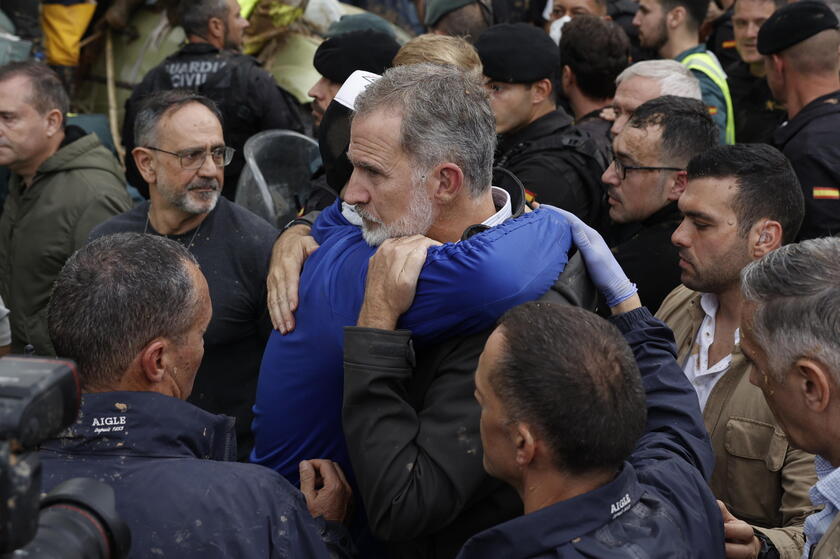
[475,23,609,229]
[308,29,400,129]
[122,0,304,200]
[758,0,840,240]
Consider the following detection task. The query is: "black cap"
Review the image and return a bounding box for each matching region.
[475,23,560,83]
[757,0,839,55]
[313,30,400,84]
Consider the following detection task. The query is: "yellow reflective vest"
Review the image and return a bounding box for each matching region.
[682,51,736,145]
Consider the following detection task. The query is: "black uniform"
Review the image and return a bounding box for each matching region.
[576,107,613,162]
[608,201,682,315]
[726,61,786,144]
[495,109,609,228]
[706,9,740,71]
[122,43,304,199]
[773,90,840,240]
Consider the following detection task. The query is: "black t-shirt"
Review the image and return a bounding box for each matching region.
[89,197,278,459]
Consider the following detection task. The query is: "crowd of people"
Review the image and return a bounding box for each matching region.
[0,0,839,557]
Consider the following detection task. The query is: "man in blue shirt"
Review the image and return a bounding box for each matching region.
[740,238,840,558]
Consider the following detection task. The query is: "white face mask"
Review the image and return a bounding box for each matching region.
[549,15,571,45]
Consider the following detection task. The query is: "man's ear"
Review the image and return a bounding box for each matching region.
[207,16,225,43]
[514,422,537,467]
[133,147,157,184]
[44,109,63,138]
[751,219,783,258]
[796,358,833,413]
[771,53,785,76]
[431,162,465,204]
[666,170,688,200]
[666,5,685,29]
[138,338,167,385]
[561,65,575,92]
[531,78,554,105]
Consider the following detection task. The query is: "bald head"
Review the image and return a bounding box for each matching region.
[782,28,840,76]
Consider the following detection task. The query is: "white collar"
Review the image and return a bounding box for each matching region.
[481,186,512,228]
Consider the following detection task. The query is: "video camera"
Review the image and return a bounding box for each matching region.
[0,356,130,558]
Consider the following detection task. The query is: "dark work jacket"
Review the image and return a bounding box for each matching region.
[122,43,303,199]
[39,391,351,559]
[773,89,840,240]
[576,108,614,163]
[455,308,725,558]
[340,258,595,559]
[609,202,682,315]
[726,61,786,144]
[495,109,608,228]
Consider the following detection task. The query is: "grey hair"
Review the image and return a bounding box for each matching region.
[741,238,840,384]
[177,0,229,37]
[134,89,223,148]
[616,60,702,100]
[48,233,201,390]
[352,62,496,198]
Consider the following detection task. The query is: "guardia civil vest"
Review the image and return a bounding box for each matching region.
[682,51,736,144]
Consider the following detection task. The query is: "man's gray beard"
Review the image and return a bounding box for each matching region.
[162,178,221,216]
[356,182,436,247]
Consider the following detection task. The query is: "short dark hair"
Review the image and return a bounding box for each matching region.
[434,3,490,43]
[133,89,223,147]
[628,95,718,167]
[660,0,708,28]
[559,16,630,100]
[0,61,69,119]
[491,302,646,474]
[48,233,201,390]
[687,144,805,243]
[177,0,229,37]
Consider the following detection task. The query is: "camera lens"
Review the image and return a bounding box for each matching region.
[10,478,130,559]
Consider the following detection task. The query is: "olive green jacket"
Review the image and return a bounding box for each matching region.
[0,130,131,355]
[656,285,818,559]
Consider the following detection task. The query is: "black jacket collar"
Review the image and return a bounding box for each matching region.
[41,391,237,461]
[774,89,840,147]
[497,108,575,155]
[460,464,642,556]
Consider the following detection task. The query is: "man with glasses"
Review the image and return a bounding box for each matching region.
[91,90,278,460]
[602,95,717,313]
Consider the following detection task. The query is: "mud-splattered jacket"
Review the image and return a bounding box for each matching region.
[39,391,351,558]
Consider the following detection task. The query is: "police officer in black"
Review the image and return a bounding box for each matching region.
[759,0,840,240]
[724,0,785,144]
[475,23,609,230]
[122,0,304,199]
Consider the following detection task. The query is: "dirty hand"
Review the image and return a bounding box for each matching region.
[299,459,352,524]
[357,235,441,330]
[718,501,762,559]
[267,224,320,334]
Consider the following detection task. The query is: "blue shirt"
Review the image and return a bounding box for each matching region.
[803,455,840,558]
[251,200,572,487]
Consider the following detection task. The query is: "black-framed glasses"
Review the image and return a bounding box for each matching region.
[612,158,684,181]
[145,145,235,169]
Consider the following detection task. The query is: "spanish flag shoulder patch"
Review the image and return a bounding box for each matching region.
[707,106,718,116]
[813,187,840,200]
[722,40,736,48]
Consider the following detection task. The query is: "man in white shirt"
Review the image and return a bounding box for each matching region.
[656,143,815,559]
